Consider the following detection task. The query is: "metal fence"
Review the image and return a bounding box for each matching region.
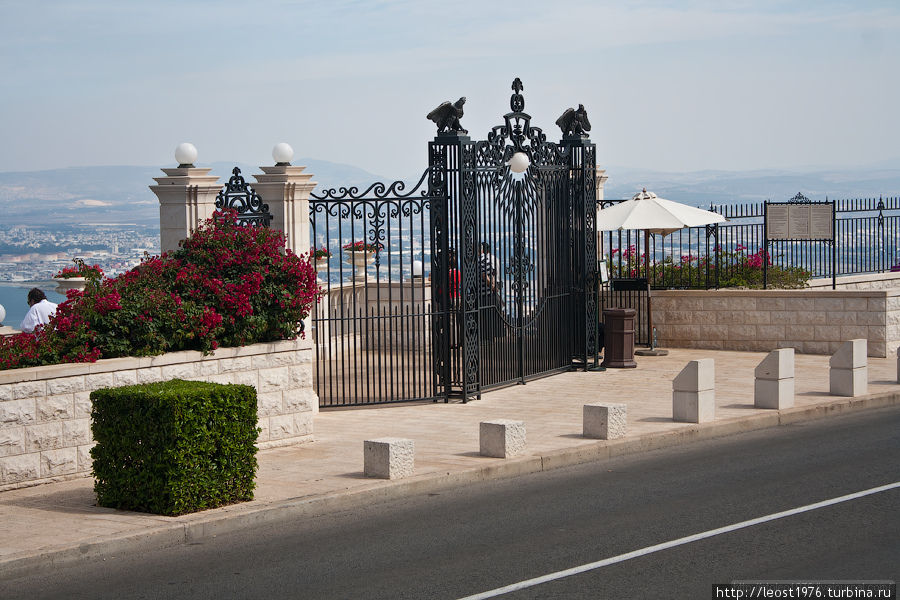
[309,173,437,407]
[600,195,900,290]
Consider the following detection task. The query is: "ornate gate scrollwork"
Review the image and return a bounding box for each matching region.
[215,167,273,227]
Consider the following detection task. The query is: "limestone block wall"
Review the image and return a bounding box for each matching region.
[0,338,317,491]
[652,289,900,358]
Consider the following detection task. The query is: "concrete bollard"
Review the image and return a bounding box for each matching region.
[480,420,526,458]
[829,339,867,397]
[754,348,795,409]
[896,347,900,384]
[583,403,627,439]
[672,359,715,423]
[364,437,415,479]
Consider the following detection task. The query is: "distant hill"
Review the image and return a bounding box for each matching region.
[0,159,389,227]
[602,166,900,207]
[1,160,897,227]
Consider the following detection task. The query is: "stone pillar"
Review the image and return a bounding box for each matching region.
[672,358,715,423]
[148,143,221,254]
[595,168,608,202]
[251,144,317,255]
[754,348,795,409]
[830,339,867,397]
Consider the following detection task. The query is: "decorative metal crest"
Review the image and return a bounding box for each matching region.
[426,97,468,134]
[789,192,811,203]
[555,104,591,138]
[215,167,272,227]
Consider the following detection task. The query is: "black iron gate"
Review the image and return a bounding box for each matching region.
[311,78,598,407]
[429,78,598,402]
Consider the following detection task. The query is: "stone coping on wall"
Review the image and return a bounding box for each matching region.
[806,271,900,290]
[0,337,312,385]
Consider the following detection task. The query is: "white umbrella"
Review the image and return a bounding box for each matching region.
[596,188,725,236]
[597,188,726,352]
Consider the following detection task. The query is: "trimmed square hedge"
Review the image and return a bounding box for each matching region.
[90,379,259,516]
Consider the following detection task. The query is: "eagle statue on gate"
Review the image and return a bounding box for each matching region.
[427,97,468,134]
[556,104,591,137]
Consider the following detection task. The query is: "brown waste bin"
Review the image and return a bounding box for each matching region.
[601,307,637,368]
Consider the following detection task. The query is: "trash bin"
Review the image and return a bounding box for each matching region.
[601,307,637,368]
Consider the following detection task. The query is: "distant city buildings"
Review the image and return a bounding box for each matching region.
[0,224,160,282]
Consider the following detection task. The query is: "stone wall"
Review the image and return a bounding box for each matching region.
[0,338,317,491]
[652,288,900,358]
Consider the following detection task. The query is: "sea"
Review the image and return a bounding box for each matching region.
[0,282,67,330]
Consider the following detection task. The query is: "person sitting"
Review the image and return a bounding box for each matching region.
[20,288,57,333]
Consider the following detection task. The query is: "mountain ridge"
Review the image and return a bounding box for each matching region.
[1,160,898,227]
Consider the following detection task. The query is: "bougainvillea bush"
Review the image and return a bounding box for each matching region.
[0,210,318,370]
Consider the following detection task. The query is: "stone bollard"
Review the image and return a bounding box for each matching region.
[480,420,526,458]
[896,347,900,384]
[583,403,627,439]
[672,359,715,423]
[754,348,795,409]
[364,438,415,479]
[829,339,867,397]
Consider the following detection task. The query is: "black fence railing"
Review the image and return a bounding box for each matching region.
[599,195,900,290]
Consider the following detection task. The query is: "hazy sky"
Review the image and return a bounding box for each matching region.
[1,1,898,179]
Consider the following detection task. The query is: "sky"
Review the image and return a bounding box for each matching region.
[1,0,899,180]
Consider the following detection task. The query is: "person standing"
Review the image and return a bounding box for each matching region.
[19,288,57,333]
[478,242,502,341]
[447,249,462,348]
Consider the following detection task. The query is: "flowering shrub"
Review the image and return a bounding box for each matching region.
[604,244,810,289]
[311,247,332,260]
[0,210,318,370]
[342,240,382,252]
[55,261,104,279]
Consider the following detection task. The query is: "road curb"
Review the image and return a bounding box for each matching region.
[2,390,899,580]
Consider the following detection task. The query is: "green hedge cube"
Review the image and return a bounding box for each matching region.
[90,379,259,516]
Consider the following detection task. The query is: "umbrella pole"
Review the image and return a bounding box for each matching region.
[645,230,652,346]
[636,229,668,357]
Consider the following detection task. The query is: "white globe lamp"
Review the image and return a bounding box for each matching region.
[412,259,424,278]
[273,142,294,166]
[508,152,530,174]
[174,143,198,168]
[0,303,6,325]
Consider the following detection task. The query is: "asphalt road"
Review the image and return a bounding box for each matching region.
[3,406,898,600]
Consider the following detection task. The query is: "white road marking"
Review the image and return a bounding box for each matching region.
[456,481,900,600]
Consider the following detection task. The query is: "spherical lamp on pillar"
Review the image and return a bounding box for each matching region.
[150,143,220,253]
[174,142,198,168]
[508,152,530,174]
[0,302,6,325]
[272,142,294,166]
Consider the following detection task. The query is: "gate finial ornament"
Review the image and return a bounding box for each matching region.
[510,77,525,113]
[426,97,468,134]
[556,104,591,137]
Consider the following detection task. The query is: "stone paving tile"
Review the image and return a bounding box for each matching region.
[0,348,897,564]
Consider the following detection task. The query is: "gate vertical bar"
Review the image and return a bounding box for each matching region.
[430,131,480,402]
[428,139,452,402]
[562,135,597,369]
[459,139,481,402]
